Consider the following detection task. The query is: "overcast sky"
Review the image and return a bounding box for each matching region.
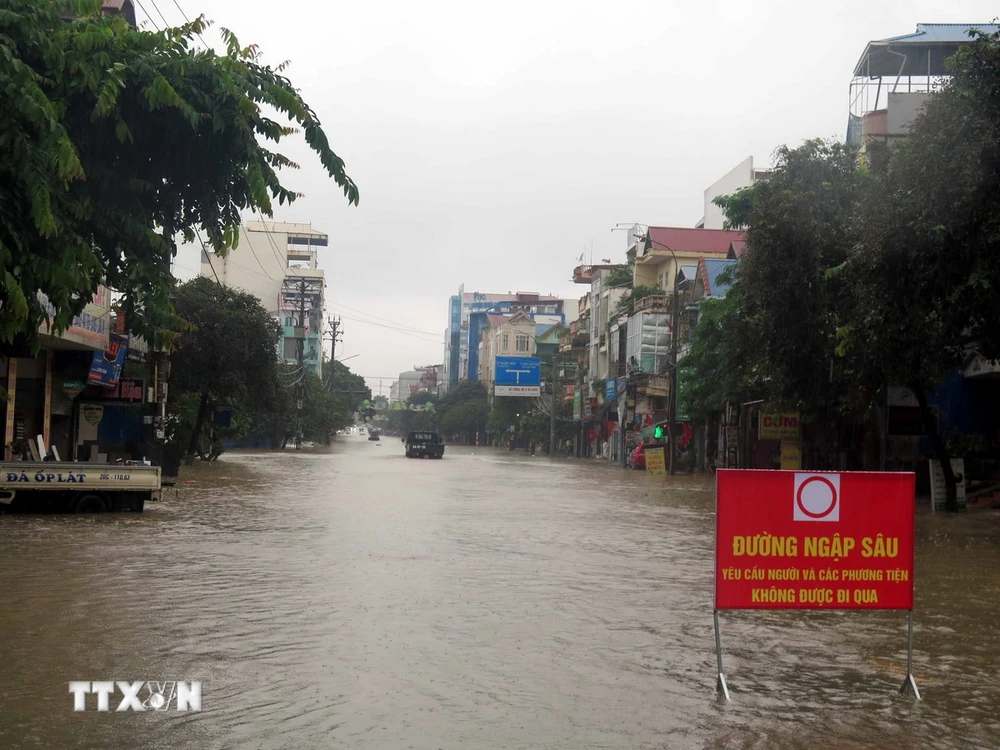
[167,0,999,392]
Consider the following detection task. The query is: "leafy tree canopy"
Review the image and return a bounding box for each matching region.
[715,139,866,418]
[0,0,357,353]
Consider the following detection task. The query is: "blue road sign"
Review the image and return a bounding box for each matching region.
[494,356,541,396]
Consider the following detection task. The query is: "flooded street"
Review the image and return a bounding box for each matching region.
[2,438,999,749]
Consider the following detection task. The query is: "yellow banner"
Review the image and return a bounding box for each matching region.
[779,441,801,470]
[645,446,666,476]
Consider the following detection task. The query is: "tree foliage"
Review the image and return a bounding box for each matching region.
[170,277,280,459]
[0,0,358,353]
[716,139,866,419]
[437,381,488,443]
[841,28,1000,508]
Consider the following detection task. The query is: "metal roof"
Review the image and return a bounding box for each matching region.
[882,23,1000,44]
[853,23,999,77]
[701,258,737,298]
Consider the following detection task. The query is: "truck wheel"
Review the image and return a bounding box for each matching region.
[73,494,108,513]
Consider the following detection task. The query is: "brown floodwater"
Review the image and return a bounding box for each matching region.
[1,437,998,748]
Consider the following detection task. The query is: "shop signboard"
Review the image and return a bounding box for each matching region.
[605,377,617,402]
[779,441,802,470]
[38,286,110,350]
[573,390,582,421]
[645,446,666,475]
[675,364,694,422]
[759,412,800,440]
[715,470,915,610]
[87,336,128,389]
[929,458,967,512]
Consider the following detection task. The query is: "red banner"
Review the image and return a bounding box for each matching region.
[715,470,915,610]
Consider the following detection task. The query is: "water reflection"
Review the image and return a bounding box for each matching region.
[0,440,997,748]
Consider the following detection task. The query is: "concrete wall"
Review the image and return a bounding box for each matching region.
[887,92,932,136]
[703,157,754,230]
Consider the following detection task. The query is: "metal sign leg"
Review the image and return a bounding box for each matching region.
[714,610,731,701]
[899,609,921,700]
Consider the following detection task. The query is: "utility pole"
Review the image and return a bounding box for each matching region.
[325,316,342,392]
[668,275,679,476]
[296,278,305,450]
[549,356,558,457]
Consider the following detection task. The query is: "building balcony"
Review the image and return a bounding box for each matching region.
[634,294,671,314]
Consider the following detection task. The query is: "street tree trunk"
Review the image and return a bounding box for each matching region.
[186,391,209,466]
[911,383,958,512]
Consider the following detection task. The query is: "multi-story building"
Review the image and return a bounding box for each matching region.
[848,23,998,149]
[442,290,566,394]
[200,221,328,377]
[697,157,771,230]
[477,312,537,388]
[391,365,442,404]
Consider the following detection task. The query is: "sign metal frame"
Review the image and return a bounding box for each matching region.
[712,468,921,702]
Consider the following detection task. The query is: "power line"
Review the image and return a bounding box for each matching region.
[133,1,161,30]
[330,313,442,344]
[194,228,221,285]
[170,0,210,48]
[147,0,171,28]
[327,301,441,337]
[241,230,279,281]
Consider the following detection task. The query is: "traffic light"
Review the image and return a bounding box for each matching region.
[654,424,665,439]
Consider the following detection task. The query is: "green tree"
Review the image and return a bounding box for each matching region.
[0,0,357,353]
[683,282,760,419]
[843,29,1000,509]
[715,140,867,440]
[170,277,280,462]
[325,360,371,416]
[437,381,488,443]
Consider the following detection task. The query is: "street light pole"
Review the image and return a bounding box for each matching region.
[669,282,679,476]
[640,231,680,476]
[549,355,558,457]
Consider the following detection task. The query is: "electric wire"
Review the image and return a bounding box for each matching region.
[327,301,441,337]
[133,1,161,30]
[147,0,171,28]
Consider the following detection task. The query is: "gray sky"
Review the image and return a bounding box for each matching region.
[167,0,1000,391]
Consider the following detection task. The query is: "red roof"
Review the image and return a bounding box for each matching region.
[729,238,747,258]
[646,227,745,255]
[487,314,508,327]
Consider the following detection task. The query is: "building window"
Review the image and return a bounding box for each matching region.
[516,334,530,352]
[284,316,295,327]
[282,338,298,360]
[502,333,509,352]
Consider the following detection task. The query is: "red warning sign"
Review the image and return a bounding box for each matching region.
[715,470,915,610]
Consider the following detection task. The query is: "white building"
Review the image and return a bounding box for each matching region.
[200,221,328,376]
[697,157,771,230]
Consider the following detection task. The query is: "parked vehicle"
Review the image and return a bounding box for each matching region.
[630,444,648,469]
[0,462,161,513]
[368,430,381,441]
[404,431,444,459]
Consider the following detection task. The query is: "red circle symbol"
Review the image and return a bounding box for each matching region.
[796,476,838,518]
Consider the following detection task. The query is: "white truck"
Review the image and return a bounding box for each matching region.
[0,462,161,513]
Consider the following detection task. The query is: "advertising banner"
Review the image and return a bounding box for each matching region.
[572,390,582,420]
[759,412,800,440]
[494,356,540,398]
[715,470,915,610]
[645,446,666,475]
[605,377,617,402]
[779,441,802,470]
[675,364,694,422]
[87,336,128,389]
[929,458,967,512]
